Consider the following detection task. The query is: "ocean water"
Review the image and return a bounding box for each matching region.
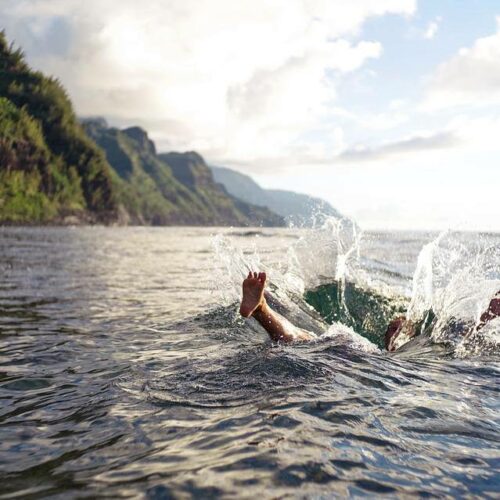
[0,225,498,499]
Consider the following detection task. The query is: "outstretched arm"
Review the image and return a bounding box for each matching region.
[239,272,316,343]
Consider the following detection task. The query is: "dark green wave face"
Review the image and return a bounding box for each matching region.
[304,281,408,348]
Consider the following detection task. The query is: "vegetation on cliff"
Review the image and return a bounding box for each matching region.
[85,120,283,226]
[0,32,117,223]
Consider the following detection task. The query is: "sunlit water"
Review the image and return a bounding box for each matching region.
[0,226,498,498]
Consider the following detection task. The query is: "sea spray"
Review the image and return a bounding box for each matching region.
[333,218,361,328]
[404,230,500,354]
[210,230,325,335]
[211,217,361,303]
[406,230,447,323]
[211,218,383,346]
[211,224,499,357]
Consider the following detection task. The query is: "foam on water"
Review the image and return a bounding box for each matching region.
[320,323,381,354]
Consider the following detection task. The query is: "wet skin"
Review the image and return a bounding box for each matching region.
[240,272,315,343]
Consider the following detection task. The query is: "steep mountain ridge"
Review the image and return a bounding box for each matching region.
[210,165,343,226]
[85,120,284,226]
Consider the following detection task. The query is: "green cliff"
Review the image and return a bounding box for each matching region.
[84,120,284,226]
[0,32,117,223]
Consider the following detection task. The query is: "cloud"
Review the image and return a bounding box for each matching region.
[337,131,459,162]
[447,113,500,151]
[330,105,409,131]
[0,0,416,166]
[425,17,500,109]
[423,17,441,40]
[204,130,460,175]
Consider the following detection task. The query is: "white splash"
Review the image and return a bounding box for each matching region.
[406,231,500,354]
[211,222,499,358]
[322,322,380,354]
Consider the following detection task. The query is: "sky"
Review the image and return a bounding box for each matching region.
[1,0,499,230]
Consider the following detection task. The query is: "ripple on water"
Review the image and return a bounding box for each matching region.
[0,227,498,498]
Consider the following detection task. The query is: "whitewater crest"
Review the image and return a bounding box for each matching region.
[212,220,499,358]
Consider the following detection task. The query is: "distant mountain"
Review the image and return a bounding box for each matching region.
[0,32,117,223]
[210,165,343,226]
[84,120,284,226]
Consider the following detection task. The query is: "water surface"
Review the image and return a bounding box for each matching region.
[0,227,498,498]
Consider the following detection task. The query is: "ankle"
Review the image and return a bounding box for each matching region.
[252,299,267,317]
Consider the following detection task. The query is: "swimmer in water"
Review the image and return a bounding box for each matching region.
[240,272,500,350]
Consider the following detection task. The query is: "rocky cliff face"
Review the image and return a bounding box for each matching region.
[85,120,284,227]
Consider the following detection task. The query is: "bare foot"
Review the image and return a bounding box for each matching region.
[240,272,266,317]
